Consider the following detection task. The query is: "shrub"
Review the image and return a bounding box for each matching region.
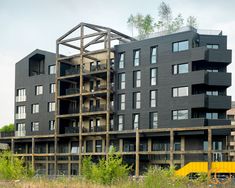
[82,149,131,185]
[0,150,34,180]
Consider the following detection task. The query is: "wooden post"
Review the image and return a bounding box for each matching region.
[32,137,35,172]
[68,141,71,176]
[119,139,123,152]
[180,136,185,167]
[148,138,152,152]
[135,128,140,177]
[208,128,212,170]
[11,138,14,154]
[170,130,174,167]
[46,142,49,176]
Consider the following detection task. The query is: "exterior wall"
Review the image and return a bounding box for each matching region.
[114,31,231,130]
[15,49,56,136]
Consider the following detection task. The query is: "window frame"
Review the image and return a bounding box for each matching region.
[133,92,141,109]
[150,90,157,107]
[118,73,126,89]
[32,103,39,114]
[172,109,188,120]
[133,113,140,129]
[118,53,125,69]
[150,46,158,64]
[48,102,55,112]
[31,122,39,132]
[48,65,56,75]
[173,40,189,52]
[150,68,157,86]
[133,49,140,67]
[150,112,158,129]
[172,86,189,97]
[133,70,141,88]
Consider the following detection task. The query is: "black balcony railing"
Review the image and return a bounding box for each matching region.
[0,131,14,137]
[65,88,80,95]
[90,64,107,72]
[68,107,80,114]
[82,104,106,113]
[64,126,79,134]
[95,85,107,91]
[64,68,80,76]
[83,125,106,133]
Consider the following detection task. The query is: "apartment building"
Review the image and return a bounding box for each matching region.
[0,23,233,176]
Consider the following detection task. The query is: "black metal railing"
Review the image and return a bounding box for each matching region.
[64,127,79,134]
[82,104,106,113]
[83,125,106,133]
[65,88,80,95]
[64,68,80,76]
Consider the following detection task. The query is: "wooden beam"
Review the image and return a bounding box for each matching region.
[135,128,140,177]
[180,136,185,168]
[208,128,212,170]
[170,130,174,167]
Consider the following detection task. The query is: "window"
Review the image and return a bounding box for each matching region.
[15,123,25,136]
[16,105,26,119]
[16,88,26,102]
[35,85,43,95]
[49,120,55,131]
[50,83,56,93]
[206,91,219,96]
[173,40,189,52]
[118,53,124,69]
[31,122,39,131]
[133,71,141,88]
[133,114,140,129]
[173,87,188,97]
[133,50,140,66]
[173,63,189,74]
[49,65,56,74]
[48,102,55,112]
[151,46,157,64]
[118,115,124,131]
[32,104,39,114]
[95,140,102,152]
[150,90,157,107]
[150,68,157,86]
[207,44,219,49]
[133,92,141,109]
[206,113,218,119]
[172,110,188,120]
[119,94,125,110]
[118,73,125,89]
[150,112,158,128]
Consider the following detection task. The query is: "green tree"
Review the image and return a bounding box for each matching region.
[0,124,14,133]
[187,16,198,28]
[0,151,34,180]
[82,149,131,185]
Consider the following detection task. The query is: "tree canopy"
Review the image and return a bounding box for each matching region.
[127,1,198,39]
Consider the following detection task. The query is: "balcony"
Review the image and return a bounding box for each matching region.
[191,47,231,63]
[15,130,26,137]
[16,96,26,102]
[15,113,26,120]
[65,88,80,95]
[190,94,231,109]
[191,70,231,87]
[90,64,107,72]
[0,131,14,137]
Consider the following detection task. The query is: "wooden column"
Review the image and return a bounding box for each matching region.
[46,143,49,176]
[93,139,96,153]
[119,139,123,152]
[78,23,84,176]
[11,138,14,154]
[32,137,35,171]
[68,141,71,176]
[180,136,185,167]
[208,128,212,170]
[135,128,140,177]
[54,136,57,175]
[148,138,152,152]
[170,130,174,167]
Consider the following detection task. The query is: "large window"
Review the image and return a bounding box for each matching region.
[16,88,26,102]
[150,112,158,128]
[207,44,219,49]
[31,122,39,131]
[50,83,56,93]
[150,90,157,107]
[133,114,140,129]
[15,123,25,136]
[133,71,141,88]
[151,46,158,64]
[48,102,55,112]
[173,40,189,52]
[172,110,188,120]
[16,105,26,119]
[49,65,56,75]
[118,73,125,89]
[173,63,188,74]
[49,120,55,131]
[32,104,39,114]
[133,92,141,109]
[118,115,124,131]
[173,87,188,97]
[133,50,140,66]
[118,53,125,69]
[150,68,157,86]
[119,94,125,110]
[35,85,43,95]
[206,113,218,119]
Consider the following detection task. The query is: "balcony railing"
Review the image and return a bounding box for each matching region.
[16,96,26,102]
[90,64,107,72]
[64,126,79,134]
[64,68,80,76]
[83,125,106,133]
[82,104,106,113]
[65,88,80,95]
[16,113,26,120]
[15,130,26,137]
[0,131,14,137]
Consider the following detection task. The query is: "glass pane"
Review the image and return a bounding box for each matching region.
[178,87,188,97]
[173,43,178,52]
[179,41,189,51]
[178,110,188,120]
[173,88,178,97]
[178,64,188,74]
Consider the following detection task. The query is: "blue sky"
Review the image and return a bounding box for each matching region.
[0,0,235,126]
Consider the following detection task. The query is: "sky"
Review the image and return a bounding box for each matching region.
[0,0,235,126]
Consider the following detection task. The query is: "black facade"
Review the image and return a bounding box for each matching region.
[15,49,56,136]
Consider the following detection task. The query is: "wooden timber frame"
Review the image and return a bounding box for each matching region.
[0,125,234,176]
[55,23,136,175]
